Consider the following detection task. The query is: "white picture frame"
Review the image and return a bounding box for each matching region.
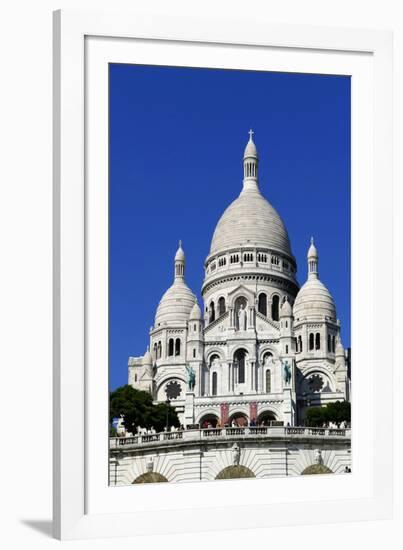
[53,9,393,540]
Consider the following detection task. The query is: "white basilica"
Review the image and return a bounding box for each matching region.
[128,132,350,428]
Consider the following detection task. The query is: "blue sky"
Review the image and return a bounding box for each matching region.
[109,64,351,391]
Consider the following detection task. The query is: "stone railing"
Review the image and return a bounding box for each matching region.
[110,426,350,449]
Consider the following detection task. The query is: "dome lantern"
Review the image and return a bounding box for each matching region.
[174,239,185,279]
[243,129,259,192]
[308,236,319,280]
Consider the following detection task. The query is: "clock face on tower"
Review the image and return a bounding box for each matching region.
[165,380,182,400]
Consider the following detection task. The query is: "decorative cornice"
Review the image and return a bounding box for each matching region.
[202,272,299,297]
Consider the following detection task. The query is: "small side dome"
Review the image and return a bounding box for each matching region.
[189,301,202,320]
[155,242,196,325]
[142,347,153,366]
[155,282,196,325]
[293,278,336,321]
[280,298,293,317]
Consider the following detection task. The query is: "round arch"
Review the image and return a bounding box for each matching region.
[259,347,277,364]
[301,464,333,475]
[206,349,224,365]
[299,369,335,394]
[156,377,186,401]
[199,413,220,428]
[232,345,252,358]
[257,409,277,425]
[216,465,255,480]
[228,411,249,427]
[133,472,168,484]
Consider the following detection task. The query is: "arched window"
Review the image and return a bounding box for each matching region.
[234,349,246,384]
[271,295,280,321]
[212,372,218,396]
[218,297,226,316]
[209,354,220,367]
[299,335,303,352]
[265,369,271,393]
[168,338,174,356]
[175,338,181,356]
[193,348,196,358]
[309,333,314,351]
[158,341,162,358]
[332,335,336,353]
[286,345,289,354]
[295,338,299,353]
[209,301,215,323]
[153,342,157,358]
[258,293,267,316]
[134,373,138,382]
[262,351,273,366]
[328,334,331,352]
[315,333,321,350]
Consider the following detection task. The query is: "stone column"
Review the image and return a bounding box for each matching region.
[229,307,235,329]
[248,306,255,329]
[250,361,254,392]
[184,392,195,427]
[228,362,234,393]
[198,362,202,397]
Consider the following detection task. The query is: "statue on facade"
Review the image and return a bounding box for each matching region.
[314,449,323,465]
[185,364,196,391]
[238,304,247,330]
[283,360,292,386]
[146,457,154,472]
[232,443,240,465]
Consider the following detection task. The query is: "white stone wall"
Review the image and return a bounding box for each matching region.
[110,439,351,485]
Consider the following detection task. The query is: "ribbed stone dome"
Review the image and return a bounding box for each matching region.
[155,280,196,326]
[293,278,336,321]
[280,298,293,317]
[209,188,292,257]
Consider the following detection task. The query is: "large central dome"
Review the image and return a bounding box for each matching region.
[209,187,292,256]
[208,131,292,259]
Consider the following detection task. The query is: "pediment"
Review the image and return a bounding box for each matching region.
[227,283,255,303]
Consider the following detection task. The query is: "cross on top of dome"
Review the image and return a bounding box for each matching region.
[243,130,258,160]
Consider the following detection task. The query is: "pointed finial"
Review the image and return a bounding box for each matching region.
[248,129,254,141]
[179,239,182,248]
[310,236,314,245]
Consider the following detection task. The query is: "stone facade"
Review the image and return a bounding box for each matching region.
[128,132,350,427]
[110,428,351,484]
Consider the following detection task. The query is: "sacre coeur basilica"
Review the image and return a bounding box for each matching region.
[110,132,352,484]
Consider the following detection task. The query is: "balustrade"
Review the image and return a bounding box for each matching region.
[110,426,350,448]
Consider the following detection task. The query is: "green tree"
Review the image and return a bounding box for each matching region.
[305,406,326,427]
[305,401,350,427]
[109,385,180,434]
